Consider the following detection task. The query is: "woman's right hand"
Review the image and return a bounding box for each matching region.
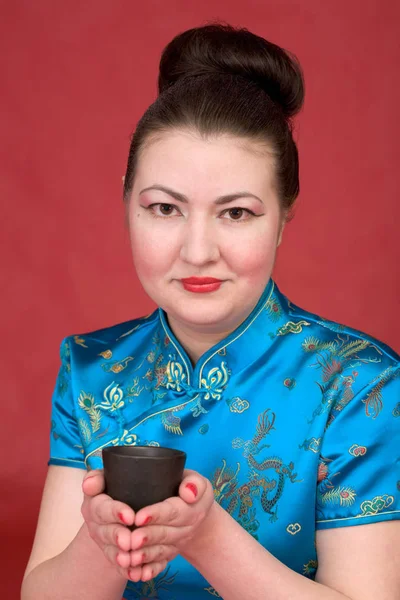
[81,469,135,579]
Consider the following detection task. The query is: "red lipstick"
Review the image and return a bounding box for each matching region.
[181,277,222,293]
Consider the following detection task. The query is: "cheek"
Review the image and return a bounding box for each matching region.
[130,222,175,278]
[225,230,278,276]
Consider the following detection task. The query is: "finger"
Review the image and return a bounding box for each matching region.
[130,544,178,567]
[95,523,132,552]
[103,544,131,569]
[141,561,168,582]
[90,494,135,527]
[82,470,105,496]
[116,564,131,580]
[127,566,143,583]
[134,473,210,527]
[131,524,191,551]
[179,472,208,504]
[135,496,187,527]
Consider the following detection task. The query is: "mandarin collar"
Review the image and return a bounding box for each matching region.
[157,279,290,389]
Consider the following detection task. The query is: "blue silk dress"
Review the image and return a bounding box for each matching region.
[49,279,400,599]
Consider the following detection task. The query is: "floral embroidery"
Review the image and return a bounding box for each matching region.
[57,340,71,398]
[320,486,356,507]
[111,429,138,446]
[73,335,88,347]
[161,409,183,435]
[78,419,92,444]
[393,403,400,417]
[78,391,101,433]
[126,376,144,400]
[200,362,230,401]
[302,336,336,353]
[286,523,301,535]
[348,444,367,457]
[165,360,187,392]
[303,559,318,578]
[283,377,296,389]
[359,494,394,516]
[277,320,310,336]
[100,382,125,412]
[306,335,385,424]
[363,366,399,419]
[265,294,283,321]
[51,419,59,440]
[101,356,134,373]
[299,437,321,453]
[317,457,356,511]
[226,396,250,413]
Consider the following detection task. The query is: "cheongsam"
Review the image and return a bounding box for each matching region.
[49,279,400,599]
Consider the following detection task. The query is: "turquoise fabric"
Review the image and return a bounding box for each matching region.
[49,279,400,598]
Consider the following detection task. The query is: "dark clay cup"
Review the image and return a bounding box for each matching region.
[102,445,187,520]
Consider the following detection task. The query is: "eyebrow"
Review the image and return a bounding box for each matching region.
[139,184,264,205]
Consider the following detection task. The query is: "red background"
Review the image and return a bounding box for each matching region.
[1,1,399,596]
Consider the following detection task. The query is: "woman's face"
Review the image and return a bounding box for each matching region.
[128,129,284,336]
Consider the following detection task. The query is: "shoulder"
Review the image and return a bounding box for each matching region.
[277,289,399,393]
[286,295,398,359]
[61,309,160,364]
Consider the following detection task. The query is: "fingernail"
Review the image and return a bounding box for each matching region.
[143,516,152,525]
[118,512,127,524]
[185,482,198,497]
[141,536,148,546]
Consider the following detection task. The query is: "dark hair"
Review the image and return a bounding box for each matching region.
[123,22,305,219]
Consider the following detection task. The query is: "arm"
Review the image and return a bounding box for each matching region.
[21,466,128,600]
[181,502,400,600]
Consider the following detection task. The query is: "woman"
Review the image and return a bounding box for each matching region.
[21,23,399,600]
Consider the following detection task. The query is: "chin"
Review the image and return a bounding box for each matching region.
[166,301,242,332]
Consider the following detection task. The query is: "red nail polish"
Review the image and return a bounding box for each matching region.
[143,516,152,525]
[118,512,127,524]
[186,482,198,497]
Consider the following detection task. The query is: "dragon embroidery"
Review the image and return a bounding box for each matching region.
[212,410,300,535]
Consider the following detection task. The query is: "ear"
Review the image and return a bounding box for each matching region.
[277,220,286,247]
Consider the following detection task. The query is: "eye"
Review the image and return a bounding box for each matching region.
[221,207,255,221]
[158,203,175,216]
[145,203,182,217]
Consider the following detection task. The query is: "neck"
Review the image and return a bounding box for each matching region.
[166,317,233,365]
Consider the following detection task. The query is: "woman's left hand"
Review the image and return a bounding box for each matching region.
[126,469,215,582]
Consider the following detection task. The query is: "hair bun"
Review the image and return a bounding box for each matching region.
[158,23,305,119]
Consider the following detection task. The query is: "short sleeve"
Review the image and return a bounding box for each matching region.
[316,365,400,529]
[48,337,86,470]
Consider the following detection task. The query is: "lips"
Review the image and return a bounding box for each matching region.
[181,277,222,285]
[180,277,223,294]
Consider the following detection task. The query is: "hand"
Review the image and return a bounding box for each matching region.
[81,470,138,580]
[81,468,215,583]
[126,469,215,582]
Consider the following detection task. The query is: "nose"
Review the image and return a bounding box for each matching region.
[179,217,220,266]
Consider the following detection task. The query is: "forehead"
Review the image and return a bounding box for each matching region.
[133,129,276,198]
